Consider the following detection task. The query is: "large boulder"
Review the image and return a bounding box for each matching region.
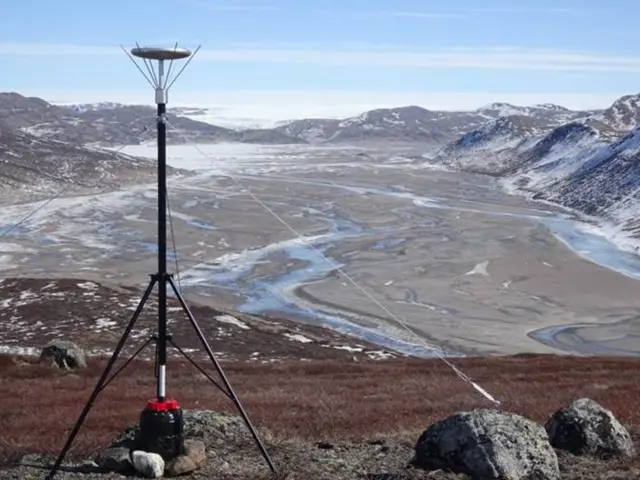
[545,398,635,459]
[415,409,559,480]
[38,339,87,369]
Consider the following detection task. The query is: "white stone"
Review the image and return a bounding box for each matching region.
[131,450,165,479]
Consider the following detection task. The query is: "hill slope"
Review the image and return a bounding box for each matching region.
[0,124,172,201]
[427,95,640,247]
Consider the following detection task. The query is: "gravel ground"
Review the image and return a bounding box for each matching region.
[5,411,639,480]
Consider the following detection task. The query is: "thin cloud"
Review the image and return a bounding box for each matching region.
[183,0,279,12]
[2,42,640,73]
[473,7,573,14]
[310,9,464,20]
[174,2,580,17]
[310,7,572,19]
[390,11,466,19]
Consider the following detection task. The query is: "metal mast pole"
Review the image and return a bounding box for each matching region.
[156,59,168,401]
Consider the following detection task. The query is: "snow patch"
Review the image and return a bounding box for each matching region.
[465,260,490,276]
[215,314,250,330]
[284,333,313,343]
[95,318,117,329]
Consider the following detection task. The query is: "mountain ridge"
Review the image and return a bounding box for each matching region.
[425,94,640,249]
[5,91,639,149]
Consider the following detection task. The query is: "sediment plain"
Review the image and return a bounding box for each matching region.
[1,143,638,357]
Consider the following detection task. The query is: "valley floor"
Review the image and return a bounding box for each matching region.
[1,354,639,479]
[0,143,639,357]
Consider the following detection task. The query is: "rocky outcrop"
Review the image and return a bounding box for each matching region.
[93,411,214,477]
[546,398,636,459]
[38,339,86,369]
[415,409,560,480]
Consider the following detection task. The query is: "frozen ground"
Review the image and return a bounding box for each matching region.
[1,142,639,357]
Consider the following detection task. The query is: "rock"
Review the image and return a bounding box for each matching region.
[545,397,636,459]
[166,455,198,477]
[415,409,559,480]
[165,439,206,476]
[184,438,206,466]
[74,460,101,473]
[184,409,246,439]
[19,453,49,466]
[107,425,138,450]
[426,471,470,480]
[131,450,165,478]
[95,446,132,473]
[38,340,86,369]
[317,441,334,450]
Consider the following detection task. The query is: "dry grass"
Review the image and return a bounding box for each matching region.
[1,353,639,469]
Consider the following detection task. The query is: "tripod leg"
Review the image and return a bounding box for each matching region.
[166,277,277,476]
[45,277,157,480]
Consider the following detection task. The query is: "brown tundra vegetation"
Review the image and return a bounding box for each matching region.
[0,353,639,479]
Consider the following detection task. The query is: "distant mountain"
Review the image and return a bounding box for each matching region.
[58,104,238,145]
[590,94,640,132]
[36,95,622,148]
[65,102,126,113]
[275,118,342,143]
[61,103,305,145]
[475,102,586,124]
[0,93,301,147]
[269,103,597,147]
[37,94,640,150]
[273,106,488,146]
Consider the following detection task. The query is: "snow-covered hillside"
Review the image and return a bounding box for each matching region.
[506,122,608,192]
[475,102,584,124]
[0,125,174,201]
[430,115,547,175]
[429,96,640,248]
[591,94,640,132]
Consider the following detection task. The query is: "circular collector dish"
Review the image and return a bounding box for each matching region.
[131,47,192,60]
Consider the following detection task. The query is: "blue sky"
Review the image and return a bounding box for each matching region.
[0,0,638,120]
